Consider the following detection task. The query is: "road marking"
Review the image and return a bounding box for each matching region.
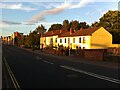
[60,65,120,84]
[3,57,21,89]
[42,60,54,64]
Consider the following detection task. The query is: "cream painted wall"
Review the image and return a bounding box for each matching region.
[91,27,112,49]
[57,36,91,49]
[70,36,91,49]
[52,35,58,47]
[40,37,46,48]
[40,35,58,48]
[57,37,69,47]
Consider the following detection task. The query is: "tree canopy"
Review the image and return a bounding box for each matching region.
[48,24,63,31]
[92,10,120,43]
[20,10,120,47]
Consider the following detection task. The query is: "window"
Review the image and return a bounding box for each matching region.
[65,38,66,43]
[60,39,62,43]
[79,37,81,43]
[79,47,81,49]
[50,38,53,45]
[50,38,53,42]
[83,37,86,43]
[68,38,70,44]
[55,38,57,43]
[73,38,75,43]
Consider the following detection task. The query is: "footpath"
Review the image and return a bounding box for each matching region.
[21,48,119,69]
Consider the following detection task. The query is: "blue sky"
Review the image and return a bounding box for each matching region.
[0,0,119,36]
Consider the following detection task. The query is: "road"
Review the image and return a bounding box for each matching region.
[2,44,120,88]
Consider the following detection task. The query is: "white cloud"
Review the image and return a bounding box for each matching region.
[0,3,37,11]
[31,2,62,9]
[0,20,22,29]
[1,0,119,2]
[27,0,119,24]
[70,0,95,9]
[0,22,10,29]
[27,2,70,24]
[27,0,91,24]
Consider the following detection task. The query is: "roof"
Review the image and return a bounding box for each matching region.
[58,32,70,37]
[42,30,68,37]
[58,27,101,37]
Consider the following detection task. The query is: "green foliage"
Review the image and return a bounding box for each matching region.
[20,36,26,45]
[48,24,63,31]
[92,10,120,43]
[48,20,90,31]
[70,20,79,31]
[62,20,69,30]
[35,24,46,34]
[79,22,90,29]
[20,24,46,48]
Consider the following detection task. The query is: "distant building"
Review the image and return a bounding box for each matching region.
[11,32,23,46]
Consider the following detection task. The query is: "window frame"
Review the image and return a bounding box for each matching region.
[83,37,86,43]
[73,38,75,43]
[79,37,81,43]
[65,38,66,43]
[60,38,62,43]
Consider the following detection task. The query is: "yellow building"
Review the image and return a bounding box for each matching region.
[58,27,112,49]
[40,27,112,49]
[40,30,68,49]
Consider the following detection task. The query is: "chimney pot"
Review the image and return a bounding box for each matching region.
[60,30,62,33]
[70,28,73,35]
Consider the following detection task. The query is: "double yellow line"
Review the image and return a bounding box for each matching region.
[3,57,21,89]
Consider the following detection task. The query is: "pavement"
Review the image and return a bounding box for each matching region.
[21,48,119,70]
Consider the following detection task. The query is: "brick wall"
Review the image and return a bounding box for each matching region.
[107,47,120,56]
[78,49,106,61]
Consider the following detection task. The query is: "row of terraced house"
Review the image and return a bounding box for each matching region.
[2,32,24,46]
[2,27,120,56]
[40,27,118,49]
[40,27,120,57]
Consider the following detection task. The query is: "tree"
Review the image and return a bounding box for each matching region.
[70,20,79,31]
[35,24,46,34]
[91,21,99,27]
[48,24,63,31]
[91,10,120,43]
[62,20,69,30]
[20,36,26,45]
[99,10,120,32]
[79,22,90,29]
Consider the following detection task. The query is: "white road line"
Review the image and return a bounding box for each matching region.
[60,65,120,84]
[42,60,54,64]
[4,57,21,89]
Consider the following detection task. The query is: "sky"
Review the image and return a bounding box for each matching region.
[0,0,119,37]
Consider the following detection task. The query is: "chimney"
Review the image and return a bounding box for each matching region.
[70,28,73,35]
[16,32,19,36]
[80,28,83,30]
[52,31,54,35]
[60,30,62,33]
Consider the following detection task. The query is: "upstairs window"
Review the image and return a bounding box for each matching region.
[68,38,70,44]
[60,39,62,43]
[55,38,57,43]
[83,37,86,43]
[73,38,75,43]
[65,38,66,43]
[79,37,81,43]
